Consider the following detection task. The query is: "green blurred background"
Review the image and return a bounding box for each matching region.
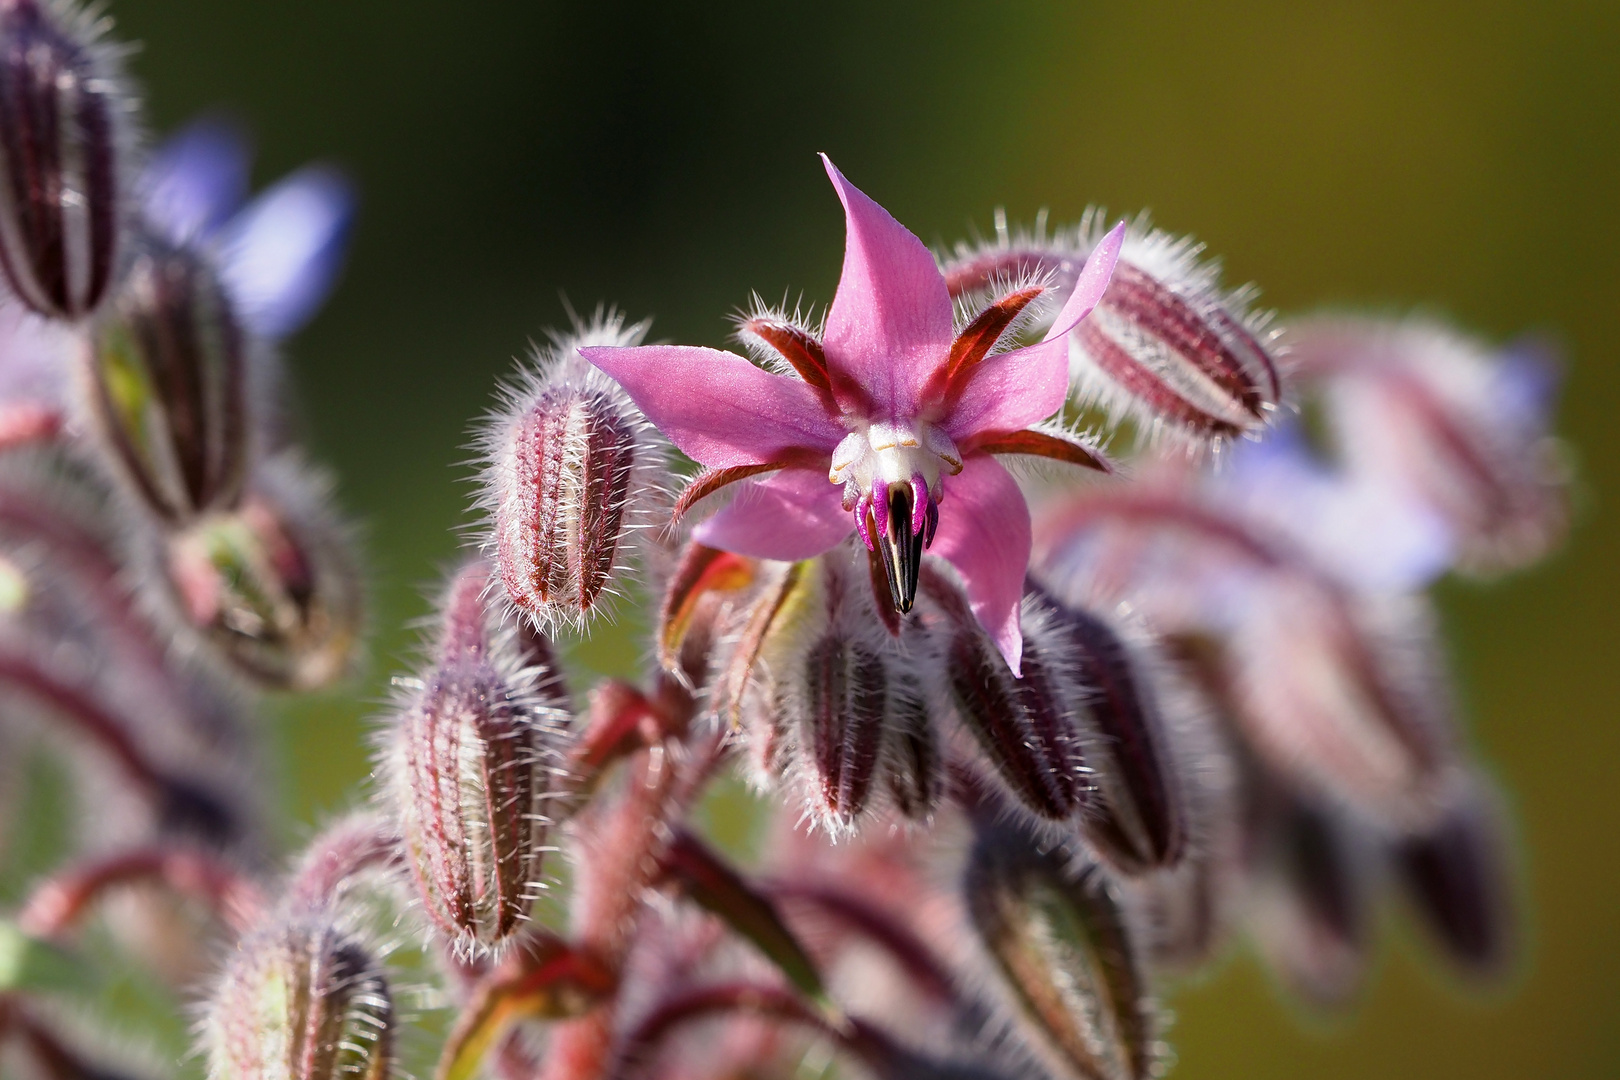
[103,1,1618,1077]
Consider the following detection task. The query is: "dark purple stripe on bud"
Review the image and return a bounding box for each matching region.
[1030,583,1185,873]
[0,0,122,319]
[393,656,552,950]
[497,383,640,625]
[803,636,887,822]
[884,678,941,820]
[1073,259,1279,440]
[941,613,1088,821]
[88,235,247,522]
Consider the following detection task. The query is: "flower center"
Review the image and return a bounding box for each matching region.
[828,421,962,613]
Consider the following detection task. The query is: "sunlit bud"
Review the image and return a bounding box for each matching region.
[482,309,665,630]
[1224,584,1455,829]
[386,559,565,952]
[1071,225,1281,446]
[85,232,247,521]
[1027,582,1187,873]
[1245,786,1371,1009]
[1294,316,1570,576]
[940,215,1281,448]
[165,455,361,690]
[0,0,127,320]
[738,545,937,831]
[1392,773,1516,980]
[204,915,393,1080]
[924,567,1089,822]
[964,820,1160,1080]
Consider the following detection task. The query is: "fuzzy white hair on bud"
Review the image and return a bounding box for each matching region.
[477,306,670,634]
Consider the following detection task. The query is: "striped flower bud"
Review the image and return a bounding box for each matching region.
[940,215,1282,448]
[481,310,665,630]
[385,559,566,952]
[85,232,247,522]
[165,455,361,689]
[735,544,939,830]
[964,820,1160,1080]
[1071,224,1281,447]
[0,0,127,320]
[924,568,1089,823]
[204,916,393,1080]
[1026,582,1188,873]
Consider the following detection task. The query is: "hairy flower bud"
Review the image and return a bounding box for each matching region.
[482,310,665,630]
[941,215,1281,448]
[734,545,939,830]
[386,559,565,952]
[165,455,360,689]
[1026,582,1188,873]
[85,232,247,521]
[964,821,1159,1080]
[204,916,393,1080]
[923,568,1089,822]
[1070,225,1281,446]
[0,0,126,319]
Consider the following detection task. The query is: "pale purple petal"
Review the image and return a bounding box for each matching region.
[219,166,355,338]
[692,467,853,560]
[820,155,954,420]
[582,345,845,468]
[142,116,251,244]
[940,222,1124,441]
[931,455,1032,676]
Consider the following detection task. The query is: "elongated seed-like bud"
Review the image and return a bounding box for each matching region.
[939,216,1281,447]
[738,545,938,831]
[482,310,665,630]
[0,0,126,320]
[1070,234,1281,445]
[165,454,361,689]
[923,568,1087,821]
[204,916,393,1080]
[964,822,1159,1080]
[85,232,247,521]
[1026,581,1186,873]
[1392,773,1516,979]
[387,559,564,952]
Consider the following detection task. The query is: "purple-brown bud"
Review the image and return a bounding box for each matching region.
[0,0,126,320]
[204,915,393,1080]
[964,821,1160,1080]
[734,545,939,830]
[85,233,247,522]
[924,568,1088,823]
[1071,226,1281,446]
[385,559,566,952]
[1026,582,1188,873]
[483,311,665,630]
[165,455,361,690]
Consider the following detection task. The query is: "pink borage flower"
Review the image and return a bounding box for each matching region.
[583,156,1124,674]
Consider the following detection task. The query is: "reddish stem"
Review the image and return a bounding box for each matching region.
[18,845,264,939]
